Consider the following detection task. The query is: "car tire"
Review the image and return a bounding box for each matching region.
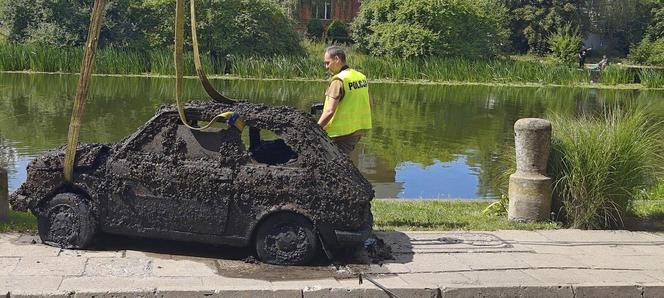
[37,193,96,249]
[255,213,319,266]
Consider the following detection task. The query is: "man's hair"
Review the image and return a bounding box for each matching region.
[325,46,346,63]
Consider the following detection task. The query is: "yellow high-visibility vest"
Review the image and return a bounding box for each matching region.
[323,68,372,137]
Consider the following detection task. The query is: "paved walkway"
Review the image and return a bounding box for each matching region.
[1,230,664,297]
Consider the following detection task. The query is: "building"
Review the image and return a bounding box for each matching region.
[280,0,361,32]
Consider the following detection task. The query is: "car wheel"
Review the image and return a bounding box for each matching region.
[37,193,96,249]
[255,213,319,265]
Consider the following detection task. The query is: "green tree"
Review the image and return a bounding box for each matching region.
[628,2,664,64]
[503,0,583,55]
[548,24,582,65]
[584,0,655,56]
[0,0,303,56]
[351,0,509,58]
[0,0,152,48]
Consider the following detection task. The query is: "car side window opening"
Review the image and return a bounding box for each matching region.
[242,127,298,165]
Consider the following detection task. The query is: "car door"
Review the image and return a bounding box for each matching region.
[105,114,238,236]
[234,126,311,213]
[167,124,239,235]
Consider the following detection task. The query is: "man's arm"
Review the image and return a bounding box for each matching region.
[317,95,339,127]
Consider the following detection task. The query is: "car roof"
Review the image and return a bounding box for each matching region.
[118,100,344,160]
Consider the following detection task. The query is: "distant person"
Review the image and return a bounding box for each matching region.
[578,47,592,68]
[317,46,372,155]
[598,55,609,69]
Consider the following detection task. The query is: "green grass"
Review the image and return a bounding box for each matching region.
[643,180,664,200]
[0,210,36,233]
[372,200,559,231]
[549,108,664,229]
[2,199,664,234]
[631,200,664,219]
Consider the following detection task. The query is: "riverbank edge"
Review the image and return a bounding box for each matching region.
[3,70,662,91]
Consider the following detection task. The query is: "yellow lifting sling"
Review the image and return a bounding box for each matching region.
[64,0,238,183]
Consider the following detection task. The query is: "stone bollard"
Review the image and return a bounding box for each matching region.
[508,118,553,222]
[0,168,8,222]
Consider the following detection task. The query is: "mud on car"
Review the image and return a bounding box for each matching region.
[10,101,374,265]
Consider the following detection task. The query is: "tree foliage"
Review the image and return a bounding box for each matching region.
[326,20,349,43]
[629,2,664,65]
[503,0,582,55]
[584,0,655,56]
[548,24,582,66]
[306,19,324,41]
[0,0,303,56]
[351,0,509,59]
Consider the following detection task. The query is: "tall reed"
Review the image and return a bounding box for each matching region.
[639,69,664,88]
[0,42,641,86]
[598,66,634,85]
[548,108,664,229]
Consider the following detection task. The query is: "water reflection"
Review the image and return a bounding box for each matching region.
[1,73,663,198]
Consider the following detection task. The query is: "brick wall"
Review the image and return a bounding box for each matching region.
[291,0,360,33]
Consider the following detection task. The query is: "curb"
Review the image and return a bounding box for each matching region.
[5,284,664,298]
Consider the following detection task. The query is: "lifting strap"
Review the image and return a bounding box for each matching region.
[190,0,234,104]
[64,0,235,183]
[63,0,107,183]
[175,0,237,131]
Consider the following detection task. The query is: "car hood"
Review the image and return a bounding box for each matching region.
[29,144,109,170]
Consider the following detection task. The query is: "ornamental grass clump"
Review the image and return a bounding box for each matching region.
[549,109,664,229]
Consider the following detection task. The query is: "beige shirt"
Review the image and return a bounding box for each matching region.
[324,79,345,101]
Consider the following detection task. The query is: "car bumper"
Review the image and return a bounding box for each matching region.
[330,217,373,247]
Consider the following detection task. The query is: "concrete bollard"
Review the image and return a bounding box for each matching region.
[508,118,553,222]
[0,168,8,222]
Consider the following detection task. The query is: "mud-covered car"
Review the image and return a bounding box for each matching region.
[10,100,374,265]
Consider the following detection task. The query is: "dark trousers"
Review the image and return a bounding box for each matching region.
[332,134,362,155]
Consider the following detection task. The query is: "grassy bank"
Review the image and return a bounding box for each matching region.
[3,42,664,88]
[2,199,663,234]
[372,200,559,231]
[0,210,37,233]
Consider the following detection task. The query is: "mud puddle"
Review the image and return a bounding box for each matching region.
[89,234,392,281]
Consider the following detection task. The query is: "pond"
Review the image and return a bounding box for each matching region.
[1,73,663,199]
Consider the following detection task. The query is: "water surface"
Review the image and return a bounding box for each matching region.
[1,73,663,198]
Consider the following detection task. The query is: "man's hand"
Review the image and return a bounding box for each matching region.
[317,96,339,128]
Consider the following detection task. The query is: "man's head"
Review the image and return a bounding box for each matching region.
[324,46,347,75]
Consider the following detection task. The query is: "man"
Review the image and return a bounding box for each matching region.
[578,47,592,68]
[598,55,609,69]
[317,46,372,155]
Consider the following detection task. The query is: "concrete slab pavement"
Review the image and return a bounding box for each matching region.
[1,230,664,297]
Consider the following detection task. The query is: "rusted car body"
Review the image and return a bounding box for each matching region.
[10,101,374,265]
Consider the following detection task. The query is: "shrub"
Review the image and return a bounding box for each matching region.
[629,38,664,66]
[548,109,664,229]
[326,20,350,44]
[306,19,325,41]
[351,0,509,58]
[548,24,582,66]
